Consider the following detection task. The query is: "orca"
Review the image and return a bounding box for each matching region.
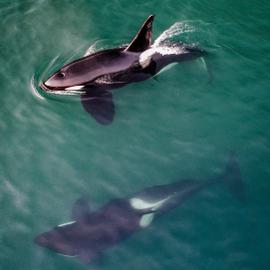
[34,155,244,264]
[40,15,205,125]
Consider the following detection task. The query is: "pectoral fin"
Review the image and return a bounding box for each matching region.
[78,250,98,264]
[81,91,115,125]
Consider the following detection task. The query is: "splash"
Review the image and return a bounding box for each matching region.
[31,54,83,102]
[83,40,105,57]
[30,75,45,101]
[140,21,213,72]
[38,55,61,86]
[30,55,61,101]
[154,20,216,48]
[83,38,128,57]
[154,21,196,46]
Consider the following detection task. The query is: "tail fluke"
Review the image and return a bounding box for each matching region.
[222,153,245,202]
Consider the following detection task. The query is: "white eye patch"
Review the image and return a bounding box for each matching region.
[57,220,76,227]
[139,213,154,228]
[65,85,84,91]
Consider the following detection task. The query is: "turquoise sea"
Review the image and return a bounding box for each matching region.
[1,0,270,269]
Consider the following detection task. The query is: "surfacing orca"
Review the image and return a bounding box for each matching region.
[40,15,205,125]
[34,155,244,264]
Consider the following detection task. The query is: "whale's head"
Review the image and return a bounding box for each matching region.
[40,60,89,94]
[39,15,155,96]
[34,227,77,256]
[34,220,101,263]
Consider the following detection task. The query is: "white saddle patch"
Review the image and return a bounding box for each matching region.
[130,196,172,211]
[139,213,154,228]
[139,48,155,68]
[139,45,184,68]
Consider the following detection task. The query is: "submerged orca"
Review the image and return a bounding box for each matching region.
[34,155,244,264]
[40,15,205,124]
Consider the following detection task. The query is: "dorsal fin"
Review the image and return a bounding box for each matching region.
[71,197,91,220]
[125,15,155,52]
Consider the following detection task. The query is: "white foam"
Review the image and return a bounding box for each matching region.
[30,75,46,101]
[84,41,99,57]
[154,21,195,47]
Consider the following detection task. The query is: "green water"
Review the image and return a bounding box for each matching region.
[1,0,270,269]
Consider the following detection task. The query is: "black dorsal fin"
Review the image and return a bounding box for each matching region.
[71,198,91,220]
[125,15,155,52]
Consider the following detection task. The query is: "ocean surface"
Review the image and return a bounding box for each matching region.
[1,0,270,269]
